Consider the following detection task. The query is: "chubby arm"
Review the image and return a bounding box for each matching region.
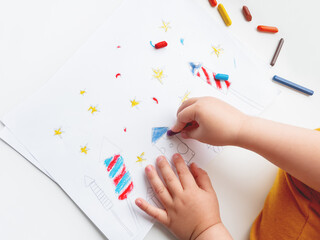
[171,97,320,192]
[238,117,320,192]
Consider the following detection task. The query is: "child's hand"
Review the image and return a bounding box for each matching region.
[170,97,249,146]
[135,154,232,240]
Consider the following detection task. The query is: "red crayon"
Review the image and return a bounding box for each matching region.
[155,41,168,49]
[242,6,252,22]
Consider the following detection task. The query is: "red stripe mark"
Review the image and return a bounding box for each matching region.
[114,166,126,186]
[196,72,200,77]
[213,73,222,89]
[116,73,121,78]
[225,80,231,89]
[118,182,134,200]
[201,67,212,85]
[152,97,159,104]
[107,154,120,172]
[124,128,127,132]
[117,46,121,48]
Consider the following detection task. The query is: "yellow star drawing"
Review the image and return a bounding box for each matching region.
[152,68,165,84]
[88,106,98,114]
[211,45,223,57]
[80,90,86,95]
[130,99,140,108]
[54,128,63,136]
[160,20,171,32]
[181,91,191,103]
[81,146,88,154]
[136,152,146,163]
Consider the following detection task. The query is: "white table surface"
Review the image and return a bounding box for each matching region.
[0,0,319,239]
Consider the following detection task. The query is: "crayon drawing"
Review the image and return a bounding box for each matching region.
[84,175,132,236]
[152,68,165,84]
[152,127,195,165]
[211,45,223,57]
[130,99,140,108]
[80,145,89,154]
[159,20,171,32]
[88,106,98,114]
[189,62,231,94]
[179,91,191,103]
[136,152,146,163]
[104,154,134,200]
[146,187,162,208]
[54,128,63,137]
[152,97,159,104]
[115,73,121,79]
[80,90,86,95]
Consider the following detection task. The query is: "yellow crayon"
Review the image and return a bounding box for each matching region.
[218,4,232,26]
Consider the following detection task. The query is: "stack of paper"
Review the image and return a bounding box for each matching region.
[0,0,279,239]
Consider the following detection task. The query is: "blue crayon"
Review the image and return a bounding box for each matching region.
[272,75,314,96]
[215,74,229,81]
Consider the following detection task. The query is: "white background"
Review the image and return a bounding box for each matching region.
[0,0,319,239]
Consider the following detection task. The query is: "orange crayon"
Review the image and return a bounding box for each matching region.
[257,25,278,33]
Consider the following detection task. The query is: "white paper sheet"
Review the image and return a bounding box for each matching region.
[1,0,279,239]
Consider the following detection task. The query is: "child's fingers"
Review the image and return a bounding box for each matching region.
[135,198,168,225]
[189,162,215,193]
[145,165,173,206]
[170,105,197,133]
[156,156,183,197]
[172,153,197,189]
[176,97,198,115]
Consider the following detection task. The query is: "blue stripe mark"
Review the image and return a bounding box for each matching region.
[109,156,123,178]
[152,127,168,143]
[150,41,155,48]
[115,172,131,194]
[189,62,202,75]
[104,156,113,167]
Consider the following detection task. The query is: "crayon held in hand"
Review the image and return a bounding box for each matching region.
[167,122,194,136]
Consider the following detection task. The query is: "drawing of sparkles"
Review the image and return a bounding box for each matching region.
[152,68,165,84]
[130,99,140,108]
[80,90,86,95]
[88,106,98,114]
[84,176,132,236]
[136,152,146,163]
[54,128,63,137]
[81,145,89,154]
[160,20,171,32]
[211,45,223,57]
[180,91,191,103]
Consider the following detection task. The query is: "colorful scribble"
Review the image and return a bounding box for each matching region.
[104,154,134,200]
[130,99,140,108]
[180,91,191,103]
[152,127,169,143]
[160,20,171,32]
[81,145,89,154]
[189,62,231,93]
[80,90,86,95]
[152,68,165,84]
[211,45,223,57]
[88,106,98,114]
[152,97,159,104]
[54,128,63,137]
[136,152,146,163]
